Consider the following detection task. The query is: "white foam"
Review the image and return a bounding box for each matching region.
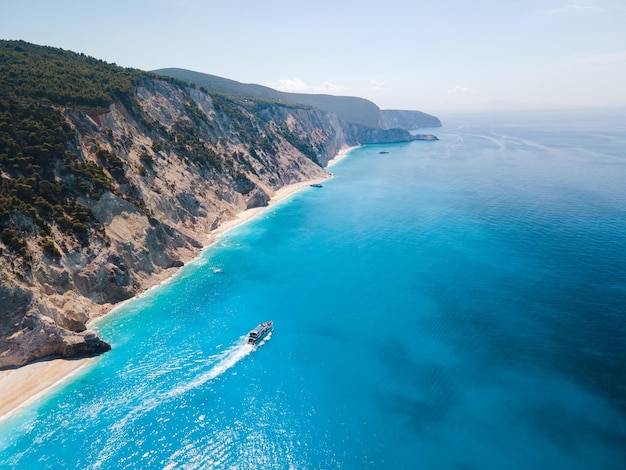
[166,335,267,398]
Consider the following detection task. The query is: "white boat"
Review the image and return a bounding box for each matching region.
[247,321,273,345]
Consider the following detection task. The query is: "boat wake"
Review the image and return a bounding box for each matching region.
[167,333,271,398]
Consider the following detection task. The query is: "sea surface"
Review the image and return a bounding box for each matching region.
[1,109,626,469]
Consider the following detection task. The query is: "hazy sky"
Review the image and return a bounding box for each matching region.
[2,0,625,113]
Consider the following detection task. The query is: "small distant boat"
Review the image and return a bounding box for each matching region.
[247,321,273,345]
[310,183,323,188]
[379,151,389,154]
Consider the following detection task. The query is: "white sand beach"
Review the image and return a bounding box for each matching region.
[0,358,90,422]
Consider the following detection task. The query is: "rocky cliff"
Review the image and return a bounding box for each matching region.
[0,41,439,368]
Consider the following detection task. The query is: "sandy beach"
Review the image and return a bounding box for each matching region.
[0,145,356,423]
[0,359,91,422]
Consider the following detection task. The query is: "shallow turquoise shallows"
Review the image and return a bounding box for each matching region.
[2,109,626,469]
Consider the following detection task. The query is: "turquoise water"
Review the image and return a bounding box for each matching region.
[1,109,626,468]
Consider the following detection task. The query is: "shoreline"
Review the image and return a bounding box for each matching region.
[209,145,354,239]
[0,358,91,423]
[0,145,357,424]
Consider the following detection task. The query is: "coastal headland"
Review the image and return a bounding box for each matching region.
[0,40,439,421]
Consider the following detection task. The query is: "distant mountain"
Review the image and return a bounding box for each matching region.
[153,68,441,130]
[380,109,441,130]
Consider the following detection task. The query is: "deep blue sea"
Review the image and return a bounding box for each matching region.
[1,109,626,469]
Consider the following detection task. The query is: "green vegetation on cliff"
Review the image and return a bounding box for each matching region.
[0,99,109,254]
[0,41,221,262]
[0,40,148,108]
[0,40,154,259]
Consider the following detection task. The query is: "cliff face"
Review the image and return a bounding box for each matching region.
[0,77,353,368]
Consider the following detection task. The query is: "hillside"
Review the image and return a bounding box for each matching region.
[154,68,441,130]
[380,109,441,129]
[0,40,438,368]
[153,68,384,129]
